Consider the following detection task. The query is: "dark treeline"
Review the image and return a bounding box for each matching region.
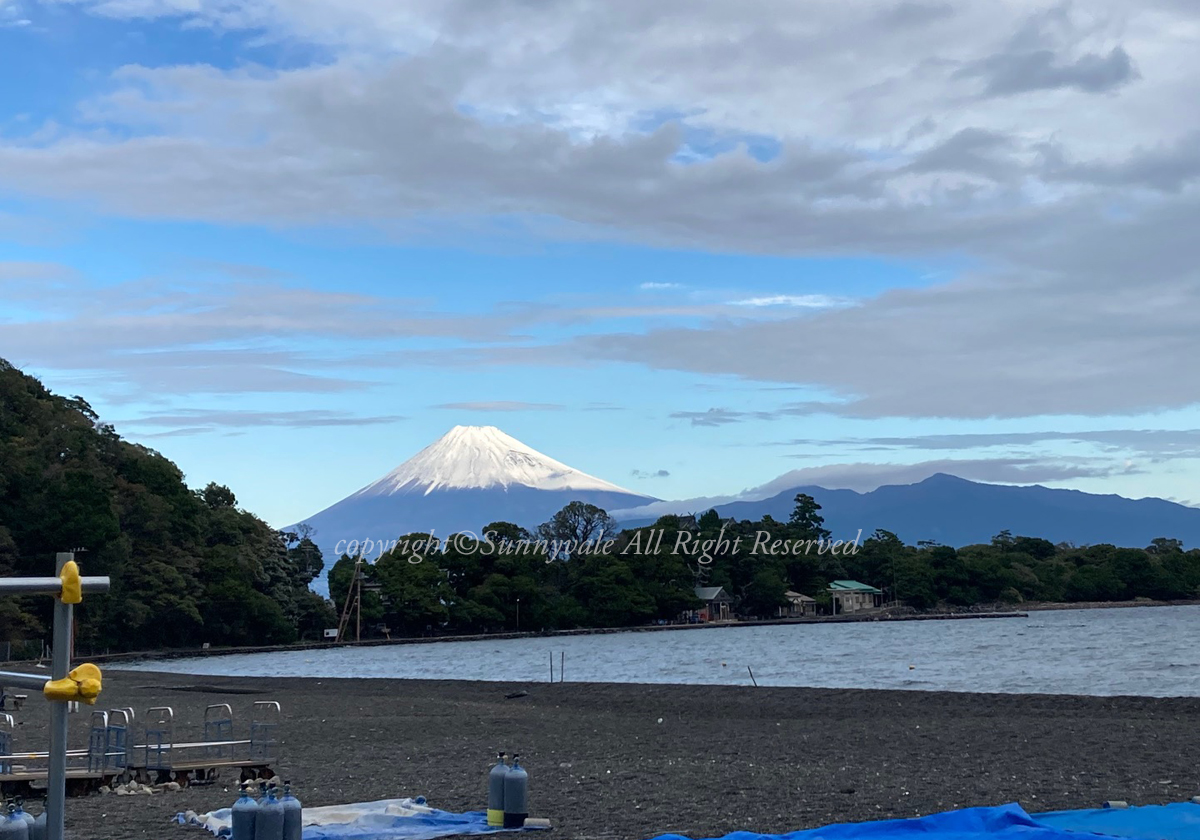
[4,358,1200,652]
[328,499,1200,637]
[0,359,335,653]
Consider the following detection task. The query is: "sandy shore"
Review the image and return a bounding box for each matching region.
[9,671,1199,840]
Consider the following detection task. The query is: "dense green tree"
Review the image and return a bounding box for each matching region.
[0,358,335,651]
[789,494,832,541]
[535,501,617,558]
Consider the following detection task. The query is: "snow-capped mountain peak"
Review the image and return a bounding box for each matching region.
[354,425,639,497]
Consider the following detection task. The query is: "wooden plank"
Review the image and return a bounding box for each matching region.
[164,760,272,771]
[0,770,106,782]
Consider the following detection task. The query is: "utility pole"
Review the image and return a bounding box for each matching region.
[337,556,364,643]
[892,553,899,607]
[516,597,520,632]
[0,553,110,840]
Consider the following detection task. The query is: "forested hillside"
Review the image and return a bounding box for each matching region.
[327,501,1200,638]
[0,359,335,652]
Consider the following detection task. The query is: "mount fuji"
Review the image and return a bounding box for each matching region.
[291,426,657,591]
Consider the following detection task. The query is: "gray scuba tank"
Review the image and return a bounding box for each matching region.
[280,782,302,840]
[503,754,528,828]
[254,783,285,840]
[28,799,45,840]
[487,752,508,827]
[232,783,259,840]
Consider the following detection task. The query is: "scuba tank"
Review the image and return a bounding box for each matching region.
[231,783,259,840]
[487,752,508,827]
[0,805,29,840]
[503,755,528,828]
[28,799,46,840]
[254,783,285,840]
[280,782,302,840]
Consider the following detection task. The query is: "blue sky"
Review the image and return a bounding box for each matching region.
[3,0,1200,527]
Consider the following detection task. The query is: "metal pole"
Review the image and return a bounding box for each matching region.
[48,552,73,840]
[0,671,51,691]
[0,578,108,595]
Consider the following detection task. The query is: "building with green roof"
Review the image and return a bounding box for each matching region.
[828,580,883,614]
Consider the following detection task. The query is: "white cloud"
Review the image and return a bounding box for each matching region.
[119,408,406,430]
[1,268,826,398]
[570,245,1200,419]
[728,294,845,308]
[0,0,31,26]
[6,2,1198,238]
[2,0,1199,420]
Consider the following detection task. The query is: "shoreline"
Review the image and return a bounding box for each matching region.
[30,672,1200,839]
[69,610,1032,667]
[1020,598,1200,611]
[9,599,1196,671]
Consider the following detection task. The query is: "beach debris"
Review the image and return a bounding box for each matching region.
[504,691,528,700]
[1102,800,1129,809]
[656,718,663,724]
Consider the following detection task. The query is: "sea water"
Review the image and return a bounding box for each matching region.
[112,605,1200,697]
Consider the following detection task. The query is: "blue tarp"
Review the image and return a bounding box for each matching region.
[645,802,1183,840]
[1035,802,1200,840]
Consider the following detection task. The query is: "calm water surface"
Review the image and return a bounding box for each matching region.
[113,606,1200,697]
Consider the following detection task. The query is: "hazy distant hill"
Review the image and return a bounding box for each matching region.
[616,473,1200,548]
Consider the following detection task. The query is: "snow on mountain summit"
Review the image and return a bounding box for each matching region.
[355,425,638,496]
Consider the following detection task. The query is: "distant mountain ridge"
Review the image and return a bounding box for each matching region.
[294,426,1200,595]
[615,473,1200,549]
